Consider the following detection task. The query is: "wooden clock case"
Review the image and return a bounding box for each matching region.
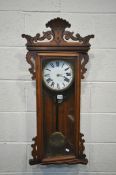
[22,18,94,165]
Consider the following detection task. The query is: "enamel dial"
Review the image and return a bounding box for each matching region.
[43,60,74,91]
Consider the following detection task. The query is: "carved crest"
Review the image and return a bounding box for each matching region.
[22,17,94,51]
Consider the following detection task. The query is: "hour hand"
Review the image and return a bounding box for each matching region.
[57,74,64,77]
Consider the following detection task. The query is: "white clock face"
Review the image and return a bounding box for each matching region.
[43,60,74,91]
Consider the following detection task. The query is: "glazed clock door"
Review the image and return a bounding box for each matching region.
[35,53,80,163]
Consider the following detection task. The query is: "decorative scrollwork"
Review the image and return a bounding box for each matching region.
[79,133,87,161]
[80,53,89,79]
[29,136,38,165]
[22,17,94,46]
[26,51,36,80]
[64,31,94,45]
[22,31,52,45]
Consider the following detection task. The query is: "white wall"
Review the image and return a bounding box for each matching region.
[0,0,116,174]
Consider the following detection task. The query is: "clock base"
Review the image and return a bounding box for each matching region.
[41,155,88,165]
[29,156,88,165]
[29,133,88,165]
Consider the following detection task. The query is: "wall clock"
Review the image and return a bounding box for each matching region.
[22,18,94,165]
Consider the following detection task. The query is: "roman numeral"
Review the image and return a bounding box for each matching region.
[46,78,52,83]
[50,63,54,68]
[64,77,70,82]
[66,73,71,76]
[62,63,64,68]
[56,61,59,67]
[57,83,60,89]
[65,67,69,71]
[44,74,50,77]
[63,83,65,87]
[51,81,55,87]
[45,69,51,71]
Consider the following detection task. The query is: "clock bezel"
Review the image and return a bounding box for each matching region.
[42,59,74,92]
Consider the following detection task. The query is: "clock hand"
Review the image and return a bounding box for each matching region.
[57,74,70,83]
[56,74,63,77]
[57,74,66,78]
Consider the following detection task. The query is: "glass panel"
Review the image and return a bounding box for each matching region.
[42,58,75,158]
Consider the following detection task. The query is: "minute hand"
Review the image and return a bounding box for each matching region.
[57,74,70,81]
[57,74,67,78]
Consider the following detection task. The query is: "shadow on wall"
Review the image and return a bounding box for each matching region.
[31,164,80,175]
[28,162,90,174]
[84,52,95,82]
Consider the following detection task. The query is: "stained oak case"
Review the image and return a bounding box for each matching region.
[22,18,94,165]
